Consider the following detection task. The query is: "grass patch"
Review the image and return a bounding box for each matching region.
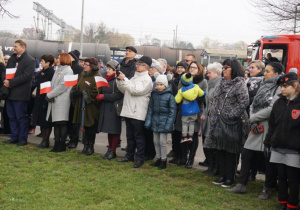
[0,139,278,209]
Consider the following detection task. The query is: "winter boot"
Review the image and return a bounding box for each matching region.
[158,159,167,169]
[227,183,247,194]
[152,158,161,167]
[79,136,88,154]
[37,140,49,148]
[102,148,111,159]
[56,140,66,152]
[50,141,59,152]
[85,134,95,156]
[185,158,194,169]
[106,151,116,160]
[258,185,271,200]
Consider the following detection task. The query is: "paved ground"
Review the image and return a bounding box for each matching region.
[1,121,264,180]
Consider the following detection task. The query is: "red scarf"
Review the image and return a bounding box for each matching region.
[106,73,115,81]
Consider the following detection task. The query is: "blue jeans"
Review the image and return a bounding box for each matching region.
[6,100,29,142]
[125,118,145,162]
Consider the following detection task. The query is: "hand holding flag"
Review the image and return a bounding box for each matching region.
[95,76,109,88]
[64,74,78,87]
[6,68,17,79]
[40,81,51,94]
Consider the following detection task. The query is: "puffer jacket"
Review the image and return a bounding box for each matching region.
[175,83,205,116]
[144,86,177,133]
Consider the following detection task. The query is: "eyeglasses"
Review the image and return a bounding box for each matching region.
[184,60,192,63]
[190,66,198,70]
[222,66,231,70]
[84,63,90,66]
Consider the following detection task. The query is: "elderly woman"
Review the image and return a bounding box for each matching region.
[71,57,102,156]
[34,54,55,148]
[46,53,73,152]
[201,62,223,174]
[174,61,207,168]
[227,62,283,196]
[205,59,249,188]
[97,60,123,160]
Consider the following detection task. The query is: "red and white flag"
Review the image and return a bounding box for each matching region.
[95,76,109,88]
[40,81,51,94]
[6,68,17,79]
[64,74,78,87]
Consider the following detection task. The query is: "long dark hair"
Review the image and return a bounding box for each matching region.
[222,59,244,79]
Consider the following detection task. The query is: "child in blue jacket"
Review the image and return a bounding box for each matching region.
[175,73,205,143]
[145,73,177,169]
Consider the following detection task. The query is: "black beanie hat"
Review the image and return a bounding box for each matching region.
[138,56,152,67]
[69,50,80,61]
[277,72,298,85]
[176,61,188,69]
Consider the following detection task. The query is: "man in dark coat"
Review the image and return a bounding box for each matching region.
[68,50,84,149]
[120,46,137,79]
[3,39,35,146]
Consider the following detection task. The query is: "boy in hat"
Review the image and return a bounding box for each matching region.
[175,73,205,143]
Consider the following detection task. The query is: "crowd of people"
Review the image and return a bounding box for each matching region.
[1,39,300,209]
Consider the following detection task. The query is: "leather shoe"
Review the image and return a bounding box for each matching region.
[212,177,226,185]
[133,160,144,168]
[2,139,18,144]
[16,141,27,146]
[116,157,134,162]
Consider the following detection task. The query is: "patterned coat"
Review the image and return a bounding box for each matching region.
[204,77,249,154]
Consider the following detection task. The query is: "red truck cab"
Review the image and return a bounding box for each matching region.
[247,35,300,73]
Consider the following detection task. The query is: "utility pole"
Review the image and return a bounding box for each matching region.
[80,0,84,56]
[294,3,300,34]
[175,25,178,48]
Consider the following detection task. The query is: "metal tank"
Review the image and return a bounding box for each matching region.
[0,37,111,63]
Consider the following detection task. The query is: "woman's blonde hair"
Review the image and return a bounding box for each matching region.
[0,49,4,64]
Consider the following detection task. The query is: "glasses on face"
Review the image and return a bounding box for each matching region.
[184,60,192,63]
[84,63,90,66]
[222,66,231,70]
[190,66,198,70]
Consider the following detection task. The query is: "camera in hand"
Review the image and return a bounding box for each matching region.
[116,70,120,77]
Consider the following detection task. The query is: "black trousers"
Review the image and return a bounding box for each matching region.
[144,127,156,159]
[171,129,182,159]
[125,118,145,162]
[276,163,300,207]
[219,150,238,181]
[265,154,278,189]
[238,148,264,185]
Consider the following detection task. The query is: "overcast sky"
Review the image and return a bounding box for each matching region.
[1,0,266,46]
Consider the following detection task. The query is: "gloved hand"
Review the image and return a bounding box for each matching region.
[96,94,104,101]
[45,96,54,103]
[73,90,83,98]
[264,146,271,161]
[250,123,260,134]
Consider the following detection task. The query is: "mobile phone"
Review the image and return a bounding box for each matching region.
[116,70,120,77]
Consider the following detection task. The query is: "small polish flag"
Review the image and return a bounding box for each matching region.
[6,68,17,79]
[95,76,109,88]
[40,81,51,94]
[64,74,78,87]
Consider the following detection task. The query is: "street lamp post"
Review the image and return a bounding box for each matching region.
[294,3,300,34]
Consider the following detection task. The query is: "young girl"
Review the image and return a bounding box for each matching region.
[144,73,177,169]
[264,72,300,210]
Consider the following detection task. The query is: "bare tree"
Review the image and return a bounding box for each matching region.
[251,0,300,34]
[0,0,18,18]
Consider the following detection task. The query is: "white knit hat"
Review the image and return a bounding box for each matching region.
[154,72,168,87]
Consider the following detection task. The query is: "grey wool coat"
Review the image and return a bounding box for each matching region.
[46,65,73,122]
[243,75,281,151]
[202,76,222,137]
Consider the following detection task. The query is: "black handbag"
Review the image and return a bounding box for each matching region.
[112,80,123,116]
[212,84,243,147]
